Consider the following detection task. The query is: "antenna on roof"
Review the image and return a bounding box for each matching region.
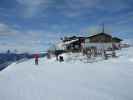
[102,23,105,33]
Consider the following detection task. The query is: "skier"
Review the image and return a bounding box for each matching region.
[34,54,39,65]
[55,51,59,61]
[59,56,64,62]
[103,50,108,60]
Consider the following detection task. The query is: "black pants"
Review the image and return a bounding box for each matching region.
[35,60,38,65]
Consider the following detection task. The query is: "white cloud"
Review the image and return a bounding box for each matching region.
[66,0,99,10]
[14,0,132,19]
[0,23,19,36]
[80,25,103,35]
[61,0,132,19]
[0,23,62,52]
[16,0,52,18]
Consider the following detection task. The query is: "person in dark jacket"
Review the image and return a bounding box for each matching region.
[34,54,39,65]
[59,56,64,62]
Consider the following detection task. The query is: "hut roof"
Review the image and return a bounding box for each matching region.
[88,32,112,38]
[112,37,123,42]
[63,36,87,42]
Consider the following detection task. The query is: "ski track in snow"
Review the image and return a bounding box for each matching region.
[0,47,133,100]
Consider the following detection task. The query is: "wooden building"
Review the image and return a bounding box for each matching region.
[57,33,123,52]
[84,33,123,50]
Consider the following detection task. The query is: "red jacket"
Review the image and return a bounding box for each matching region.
[34,54,39,60]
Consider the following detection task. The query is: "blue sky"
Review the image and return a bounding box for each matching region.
[0,0,133,52]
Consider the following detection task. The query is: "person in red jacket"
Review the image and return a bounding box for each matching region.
[34,54,39,65]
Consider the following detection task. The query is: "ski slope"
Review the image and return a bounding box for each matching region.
[0,47,133,100]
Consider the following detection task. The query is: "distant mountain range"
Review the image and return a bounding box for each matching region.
[0,53,47,71]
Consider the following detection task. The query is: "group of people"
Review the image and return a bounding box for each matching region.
[34,53,64,65]
[56,55,64,62]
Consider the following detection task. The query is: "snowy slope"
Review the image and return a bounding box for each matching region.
[0,47,133,100]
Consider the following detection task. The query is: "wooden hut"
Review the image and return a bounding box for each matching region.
[84,33,122,50]
[57,33,123,52]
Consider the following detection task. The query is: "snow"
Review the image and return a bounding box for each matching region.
[0,47,133,100]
